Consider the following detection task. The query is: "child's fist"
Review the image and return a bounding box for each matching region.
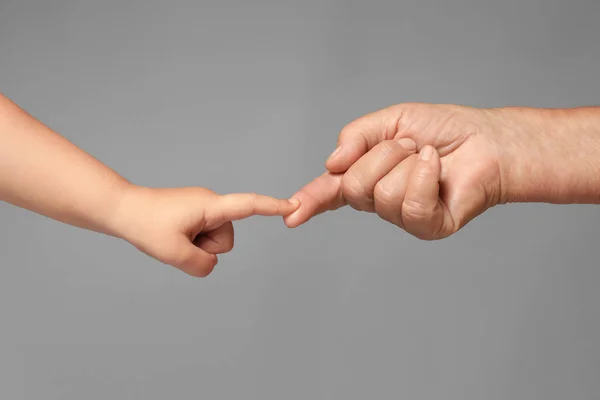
[113,186,299,277]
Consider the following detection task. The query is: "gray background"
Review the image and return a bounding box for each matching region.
[1,0,599,399]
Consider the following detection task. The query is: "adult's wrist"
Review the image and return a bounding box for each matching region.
[488,107,600,204]
[490,106,600,205]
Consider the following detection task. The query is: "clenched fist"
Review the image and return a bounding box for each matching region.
[113,186,299,277]
[284,103,504,239]
[115,186,299,277]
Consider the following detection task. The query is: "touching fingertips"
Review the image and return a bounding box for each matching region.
[289,197,301,209]
[284,210,305,228]
[282,196,302,225]
[283,214,299,228]
[286,198,313,227]
[278,198,300,216]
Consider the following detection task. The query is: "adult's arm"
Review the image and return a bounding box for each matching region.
[284,103,600,238]
[493,106,600,204]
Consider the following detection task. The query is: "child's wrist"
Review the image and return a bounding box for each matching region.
[108,183,145,242]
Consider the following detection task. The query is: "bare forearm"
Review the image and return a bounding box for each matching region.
[0,93,130,237]
[492,106,600,204]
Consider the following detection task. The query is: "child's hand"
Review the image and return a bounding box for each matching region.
[114,186,299,277]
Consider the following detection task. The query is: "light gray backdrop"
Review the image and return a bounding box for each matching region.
[1,0,599,399]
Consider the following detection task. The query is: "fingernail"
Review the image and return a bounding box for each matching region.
[397,138,416,151]
[419,146,434,161]
[290,197,301,208]
[327,146,342,162]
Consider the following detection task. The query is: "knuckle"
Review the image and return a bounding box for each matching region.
[376,141,396,158]
[402,198,433,221]
[339,112,382,146]
[393,104,412,134]
[341,173,365,200]
[341,173,373,209]
[374,181,399,205]
[413,166,432,181]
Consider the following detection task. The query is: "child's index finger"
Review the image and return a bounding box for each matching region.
[214,193,300,221]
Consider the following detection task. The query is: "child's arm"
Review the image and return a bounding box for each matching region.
[0,93,133,237]
[0,92,298,277]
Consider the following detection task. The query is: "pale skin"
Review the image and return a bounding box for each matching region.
[0,92,299,277]
[3,91,600,277]
[285,103,600,239]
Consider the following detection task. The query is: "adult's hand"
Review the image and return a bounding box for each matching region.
[284,103,503,239]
